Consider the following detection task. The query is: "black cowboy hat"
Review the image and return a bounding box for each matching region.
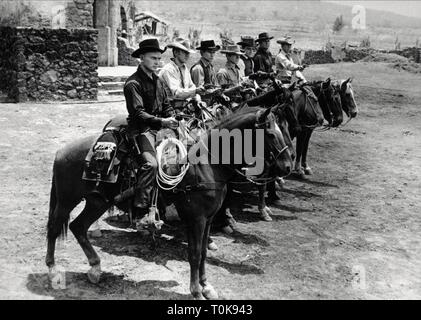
[255,32,274,42]
[196,40,221,51]
[131,38,166,58]
[237,36,257,48]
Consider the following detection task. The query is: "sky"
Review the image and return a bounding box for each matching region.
[325,1,421,19]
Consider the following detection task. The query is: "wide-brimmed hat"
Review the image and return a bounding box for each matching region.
[196,40,221,51]
[255,32,274,42]
[167,38,196,53]
[277,36,295,45]
[220,45,246,56]
[237,36,257,48]
[131,38,166,58]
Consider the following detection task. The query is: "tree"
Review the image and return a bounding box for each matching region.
[333,15,344,32]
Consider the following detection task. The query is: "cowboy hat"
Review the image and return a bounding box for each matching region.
[167,38,196,53]
[237,36,257,48]
[277,36,295,45]
[220,45,246,56]
[196,40,221,51]
[255,32,274,42]
[131,38,166,58]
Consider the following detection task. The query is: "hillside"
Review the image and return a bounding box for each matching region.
[136,0,421,50]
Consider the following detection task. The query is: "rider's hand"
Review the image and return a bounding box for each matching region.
[195,85,205,95]
[162,117,178,129]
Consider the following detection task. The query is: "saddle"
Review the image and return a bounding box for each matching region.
[82,115,132,185]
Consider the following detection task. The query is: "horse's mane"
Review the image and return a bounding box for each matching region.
[246,90,277,107]
[212,106,262,129]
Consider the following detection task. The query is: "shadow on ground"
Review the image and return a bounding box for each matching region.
[26,272,190,299]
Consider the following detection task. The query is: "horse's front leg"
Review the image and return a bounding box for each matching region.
[200,220,219,299]
[293,131,306,178]
[258,184,273,221]
[301,129,314,175]
[187,218,206,300]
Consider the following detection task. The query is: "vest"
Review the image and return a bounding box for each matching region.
[191,59,212,85]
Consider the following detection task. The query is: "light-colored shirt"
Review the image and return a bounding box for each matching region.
[216,61,243,88]
[275,49,306,82]
[191,57,218,87]
[158,58,196,100]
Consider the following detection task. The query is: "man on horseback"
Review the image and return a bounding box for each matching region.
[190,40,221,87]
[275,36,307,84]
[253,32,274,74]
[158,38,205,110]
[124,39,178,227]
[237,36,257,77]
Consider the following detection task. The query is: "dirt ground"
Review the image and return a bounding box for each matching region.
[0,61,420,300]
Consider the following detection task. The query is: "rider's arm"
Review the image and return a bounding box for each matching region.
[158,65,196,100]
[275,52,301,71]
[124,81,163,127]
[158,80,176,118]
[216,69,229,87]
[253,54,264,73]
[190,64,204,87]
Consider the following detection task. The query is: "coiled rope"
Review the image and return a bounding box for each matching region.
[155,137,190,191]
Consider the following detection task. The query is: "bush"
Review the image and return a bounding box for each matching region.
[333,15,344,32]
[360,36,371,48]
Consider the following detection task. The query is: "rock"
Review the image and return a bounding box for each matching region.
[40,70,58,84]
[67,89,78,98]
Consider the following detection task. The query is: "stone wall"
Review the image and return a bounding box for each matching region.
[117,36,138,66]
[302,50,334,65]
[0,26,98,102]
[65,0,95,29]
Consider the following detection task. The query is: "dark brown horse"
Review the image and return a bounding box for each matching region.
[45,106,292,299]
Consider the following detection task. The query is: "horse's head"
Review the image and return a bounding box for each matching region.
[292,83,324,129]
[320,78,343,127]
[272,103,296,162]
[336,78,358,118]
[256,107,293,177]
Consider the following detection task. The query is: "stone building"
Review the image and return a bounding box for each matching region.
[0,0,137,67]
[0,0,138,101]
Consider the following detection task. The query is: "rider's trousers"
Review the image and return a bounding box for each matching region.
[134,131,158,209]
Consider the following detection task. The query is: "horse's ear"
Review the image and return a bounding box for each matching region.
[348,77,353,83]
[257,107,272,124]
[322,78,331,88]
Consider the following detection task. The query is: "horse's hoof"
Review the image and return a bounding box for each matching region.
[48,265,66,289]
[292,169,307,180]
[304,167,313,175]
[192,292,206,300]
[87,264,101,284]
[208,241,219,251]
[259,207,273,221]
[202,284,219,300]
[275,178,285,190]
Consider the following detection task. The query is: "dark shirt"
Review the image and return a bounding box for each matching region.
[240,55,254,76]
[124,66,174,132]
[253,47,273,73]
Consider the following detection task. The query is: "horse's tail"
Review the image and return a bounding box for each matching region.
[46,158,70,241]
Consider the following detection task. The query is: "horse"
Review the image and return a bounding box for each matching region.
[332,78,358,119]
[308,78,343,128]
[45,106,293,300]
